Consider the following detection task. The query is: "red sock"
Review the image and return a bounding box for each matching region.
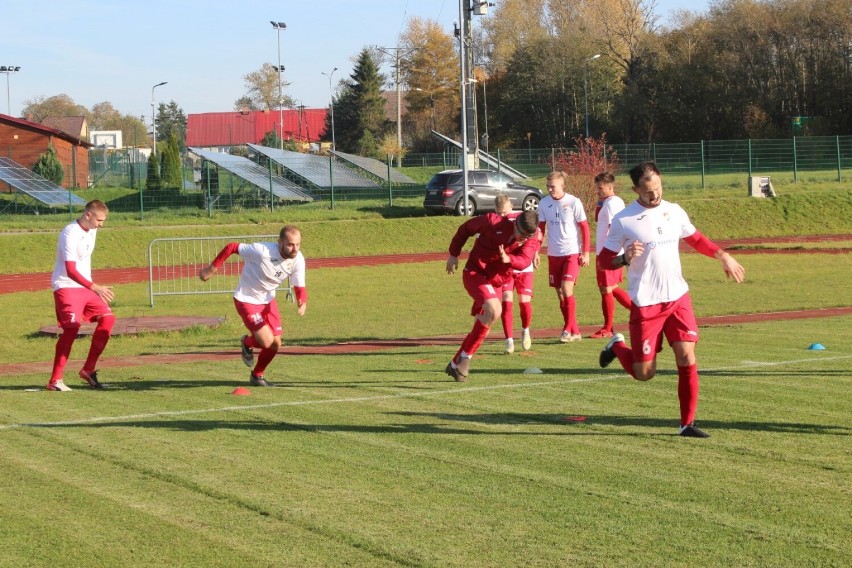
[244,334,260,349]
[613,341,636,379]
[501,301,513,339]
[613,287,632,310]
[83,314,115,372]
[253,347,278,376]
[459,319,491,359]
[601,292,615,331]
[677,364,699,426]
[51,327,78,382]
[559,297,570,330]
[567,295,579,335]
[519,301,532,329]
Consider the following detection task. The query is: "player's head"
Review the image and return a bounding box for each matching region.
[629,162,663,208]
[494,194,512,215]
[514,210,538,241]
[594,171,616,200]
[278,225,301,259]
[80,199,108,229]
[545,171,566,199]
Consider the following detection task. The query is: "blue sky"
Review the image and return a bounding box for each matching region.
[2,0,709,121]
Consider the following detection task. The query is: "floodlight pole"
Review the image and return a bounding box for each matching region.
[1,66,21,116]
[321,67,338,151]
[583,54,601,138]
[271,21,287,150]
[151,81,167,152]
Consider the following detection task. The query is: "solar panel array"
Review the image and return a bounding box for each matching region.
[248,144,379,189]
[331,150,417,184]
[0,157,87,207]
[188,148,312,202]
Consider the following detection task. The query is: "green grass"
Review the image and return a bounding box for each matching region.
[0,186,850,565]
[1,315,849,566]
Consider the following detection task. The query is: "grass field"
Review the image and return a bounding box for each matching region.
[0,184,849,566]
[0,316,849,566]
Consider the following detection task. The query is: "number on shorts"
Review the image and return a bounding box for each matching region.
[643,339,652,355]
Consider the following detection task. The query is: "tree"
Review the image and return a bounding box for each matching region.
[160,132,182,189]
[154,100,187,144]
[333,49,389,154]
[239,63,295,111]
[399,16,460,149]
[90,101,148,148]
[32,144,64,185]
[20,94,90,123]
[146,151,161,191]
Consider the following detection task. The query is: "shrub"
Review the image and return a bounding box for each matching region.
[549,135,620,215]
[32,144,64,185]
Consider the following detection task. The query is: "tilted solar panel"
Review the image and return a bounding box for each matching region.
[330,150,416,184]
[0,157,87,206]
[248,144,379,189]
[187,148,312,201]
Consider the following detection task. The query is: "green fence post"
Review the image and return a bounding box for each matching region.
[329,153,335,210]
[139,174,145,221]
[652,143,657,163]
[387,154,393,207]
[792,137,798,184]
[700,140,706,190]
[836,135,842,182]
[497,148,501,174]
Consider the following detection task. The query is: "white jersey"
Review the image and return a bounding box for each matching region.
[51,221,97,291]
[537,193,587,256]
[604,199,696,307]
[595,195,625,254]
[233,242,306,305]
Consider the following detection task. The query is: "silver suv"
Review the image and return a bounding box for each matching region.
[423,169,543,216]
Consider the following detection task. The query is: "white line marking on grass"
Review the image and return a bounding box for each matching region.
[736,355,852,369]
[0,375,621,431]
[3,354,850,431]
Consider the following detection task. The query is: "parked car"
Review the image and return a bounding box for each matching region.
[423,169,543,216]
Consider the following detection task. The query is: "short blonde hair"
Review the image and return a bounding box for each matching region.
[494,193,512,214]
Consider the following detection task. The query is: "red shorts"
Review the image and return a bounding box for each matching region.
[53,288,112,328]
[234,298,283,335]
[595,256,624,287]
[628,293,699,362]
[547,255,579,288]
[463,270,500,316]
[501,272,535,297]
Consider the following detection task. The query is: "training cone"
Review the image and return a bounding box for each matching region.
[523,367,543,374]
[231,387,252,395]
[807,343,826,351]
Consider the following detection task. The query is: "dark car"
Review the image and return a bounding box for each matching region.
[423,169,543,216]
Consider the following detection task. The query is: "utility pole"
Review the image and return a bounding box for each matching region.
[457,1,491,168]
[379,46,417,167]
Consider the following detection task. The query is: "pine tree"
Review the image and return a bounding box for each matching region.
[32,144,64,185]
[146,151,161,191]
[333,49,389,152]
[160,133,182,189]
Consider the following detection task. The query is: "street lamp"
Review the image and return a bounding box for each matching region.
[271,21,287,150]
[583,54,601,138]
[1,66,21,116]
[321,67,337,151]
[151,81,167,152]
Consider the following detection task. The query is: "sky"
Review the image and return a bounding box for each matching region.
[1,0,709,123]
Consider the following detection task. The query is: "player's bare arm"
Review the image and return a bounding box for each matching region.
[625,240,644,263]
[717,250,745,283]
[580,251,590,267]
[533,251,541,269]
[498,245,510,264]
[446,255,459,275]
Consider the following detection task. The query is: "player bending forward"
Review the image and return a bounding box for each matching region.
[200,225,307,387]
[445,210,540,381]
[598,162,745,438]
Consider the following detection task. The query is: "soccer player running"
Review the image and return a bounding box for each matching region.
[48,199,115,391]
[537,171,591,343]
[199,225,306,387]
[445,209,540,381]
[598,162,745,438]
[591,171,633,339]
[494,194,542,353]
